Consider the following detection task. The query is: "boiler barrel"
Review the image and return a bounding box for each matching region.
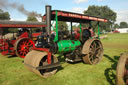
[57,40,81,53]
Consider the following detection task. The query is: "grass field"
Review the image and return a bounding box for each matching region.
[0,33,128,85]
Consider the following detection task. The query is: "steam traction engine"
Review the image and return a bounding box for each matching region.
[23,5,108,78]
[0,21,45,58]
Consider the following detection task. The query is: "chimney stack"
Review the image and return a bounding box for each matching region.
[45,5,51,42]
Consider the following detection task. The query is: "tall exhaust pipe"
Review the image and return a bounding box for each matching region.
[46,5,51,42]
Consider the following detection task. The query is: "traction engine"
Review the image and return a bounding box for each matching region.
[23,5,108,78]
[0,21,45,58]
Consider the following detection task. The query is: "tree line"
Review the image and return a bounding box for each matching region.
[0,5,128,33]
[114,22,128,29]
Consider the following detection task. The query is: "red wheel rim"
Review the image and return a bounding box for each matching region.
[16,38,35,58]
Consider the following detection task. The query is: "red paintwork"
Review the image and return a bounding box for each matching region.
[0,32,38,57]
[18,32,29,39]
[1,40,9,55]
[113,30,120,33]
[33,47,52,64]
[32,32,42,37]
[56,11,108,22]
[43,10,108,22]
[74,32,80,40]
[0,38,15,55]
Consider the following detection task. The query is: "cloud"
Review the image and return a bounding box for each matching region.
[116,10,128,24]
[10,17,26,21]
[74,0,88,4]
[71,7,87,14]
[10,17,42,21]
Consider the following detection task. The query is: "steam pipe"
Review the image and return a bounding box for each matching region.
[45,5,51,42]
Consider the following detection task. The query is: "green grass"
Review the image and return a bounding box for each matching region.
[0,33,128,85]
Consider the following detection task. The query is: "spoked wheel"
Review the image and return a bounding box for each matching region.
[116,52,128,85]
[82,38,103,64]
[24,50,58,78]
[14,38,35,58]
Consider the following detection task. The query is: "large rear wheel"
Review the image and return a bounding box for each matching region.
[14,38,35,58]
[116,52,128,85]
[82,38,103,64]
[24,50,58,78]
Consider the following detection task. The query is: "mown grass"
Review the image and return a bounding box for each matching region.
[0,33,128,85]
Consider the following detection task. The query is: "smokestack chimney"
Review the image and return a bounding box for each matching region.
[45,5,51,42]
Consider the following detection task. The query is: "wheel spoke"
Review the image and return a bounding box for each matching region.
[89,51,93,55]
[22,41,25,45]
[95,47,101,54]
[26,40,29,45]
[95,55,100,59]
[90,44,93,48]
[95,47,101,51]
[93,41,96,49]
[89,53,94,62]
[24,41,27,45]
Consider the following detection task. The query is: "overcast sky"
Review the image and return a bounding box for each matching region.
[1,0,128,24]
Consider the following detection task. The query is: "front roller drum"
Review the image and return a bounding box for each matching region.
[116,52,128,85]
[82,38,103,64]
[24,50,58,78]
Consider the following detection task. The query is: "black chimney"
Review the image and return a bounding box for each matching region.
[45,5,51,42]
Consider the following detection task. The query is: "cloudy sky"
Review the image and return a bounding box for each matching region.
[0,0,128,24]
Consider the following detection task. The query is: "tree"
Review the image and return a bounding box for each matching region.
[0,9,10,20]
[26,16,40,32]
[84,5,117,32]
[0,9,10,34]
[114,23,119,29]
[119,22,128,28]
[26,16,38,22]
[72,25,79,30]
[57,21,68,31]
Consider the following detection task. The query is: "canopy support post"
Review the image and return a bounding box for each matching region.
[71,22,72,38]
[80,23,82,40]
[98,22,100,39]
[54,11,58,42]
